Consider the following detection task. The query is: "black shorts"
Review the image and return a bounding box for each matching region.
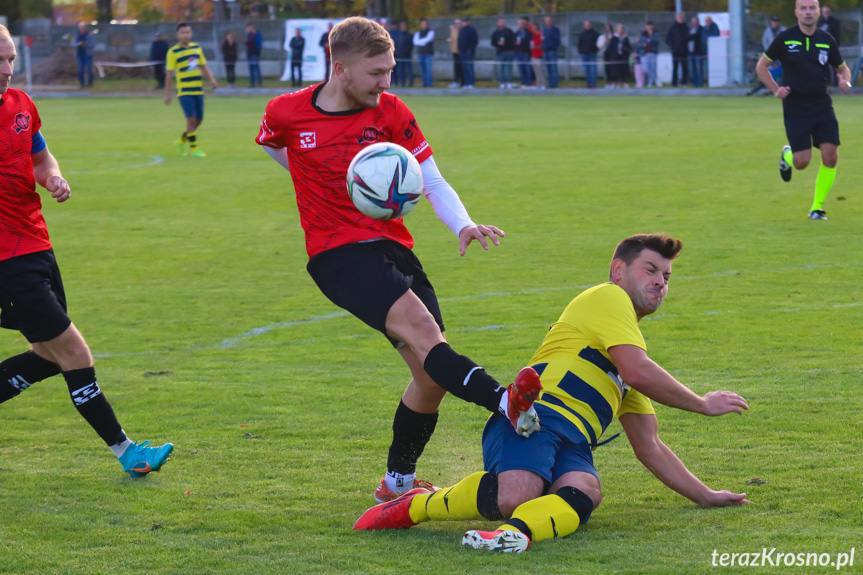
[784,107,840,153]
[306,240,444,348]
[0,249,72,343]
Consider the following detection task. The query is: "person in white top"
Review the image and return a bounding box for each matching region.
[413,19,435,87]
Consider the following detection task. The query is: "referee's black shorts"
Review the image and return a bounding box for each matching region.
[784,107,840,153]
[306,240,445,348]
[0,249,72,344]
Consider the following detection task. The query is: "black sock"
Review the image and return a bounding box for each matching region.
[386,400,438,475]
[556,485,596,522]
[0,351,61,403]
[63,367,126,446]
[476,472,505,521]
[422,343,505,413]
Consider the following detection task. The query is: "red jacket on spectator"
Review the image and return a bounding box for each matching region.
[529,25,542,58]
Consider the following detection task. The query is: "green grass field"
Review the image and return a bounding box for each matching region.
[1,93,861,574]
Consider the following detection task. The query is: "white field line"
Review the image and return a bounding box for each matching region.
[65,152,164,175]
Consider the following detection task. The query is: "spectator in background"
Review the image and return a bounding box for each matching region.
[458,16,478,89]
[514,17,533,88]
[688,17,705,87]
[597,22,613,88]
[703,16,720,80]
[749,16,785,96]
[448,19,463,88]
[491,19,516,89]
[151,31,169,89]
[530,20,546,89]
[578,21,600,89]
[606,23,631,88]
[819,6,841,86]
[413,19,435,88]
[246,23,263,87]
[394,21,414,87]
[320,22,333,82]
[666,12,689,87]
[220,31,238,88]
[74,22,95,88]
[541,16,561,89]
[638,21,661,88]
[289,28,305,88]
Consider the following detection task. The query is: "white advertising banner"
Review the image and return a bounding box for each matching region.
[282,18,341,83]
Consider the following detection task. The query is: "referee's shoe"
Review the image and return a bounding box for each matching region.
[779,145,792,182]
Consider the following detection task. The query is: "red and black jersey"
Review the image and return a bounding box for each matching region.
[0,88,51,262]
[256,83,433,259]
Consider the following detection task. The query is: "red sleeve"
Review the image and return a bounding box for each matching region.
[23,91,42,133]
[391,97,433,163]
[255,96,287,149]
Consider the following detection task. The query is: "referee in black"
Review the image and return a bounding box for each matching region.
[756,0,851,221]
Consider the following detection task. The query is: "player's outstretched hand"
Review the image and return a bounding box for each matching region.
[702,390,749,416]
[458,224,505,256]
[46,175,71,203]
[774,86,791,99]
[210,78,218,90]
[702,490,751,508]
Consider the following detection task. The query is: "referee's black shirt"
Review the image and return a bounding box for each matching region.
[764,25,844,114]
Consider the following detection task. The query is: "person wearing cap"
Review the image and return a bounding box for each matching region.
[150,31,169,89]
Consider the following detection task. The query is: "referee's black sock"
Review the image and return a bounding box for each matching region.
[63,367,126,446]
[0,351,62,403]
[386,400,438,475]
[423,342,505,414]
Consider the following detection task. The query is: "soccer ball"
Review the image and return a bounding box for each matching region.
[346,142,423,220]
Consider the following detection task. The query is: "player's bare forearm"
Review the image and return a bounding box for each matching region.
[204,66,218,89]
[621,414,749,507]
[838,64,852,92]
[32,149,71,203]
[163,70,173,103]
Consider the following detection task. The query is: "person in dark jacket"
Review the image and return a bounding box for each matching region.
[688,17,705,87]
[220,31,238,88]
[605,23,631,88]
[393,21,414,87]
[541,16,561,88]
[514,17,533,88]
[578,21,600,88]
[320,22,333,82]
[246,23,263,87]
[638,21,661,87]
[458,16,478,88]
[289,28,305,87]
[491,18,516,88]
[150,31,169,89]
[666,12,689,86]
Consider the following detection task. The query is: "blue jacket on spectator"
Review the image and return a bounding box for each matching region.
[458,24,478,52]
[542,25,560,53]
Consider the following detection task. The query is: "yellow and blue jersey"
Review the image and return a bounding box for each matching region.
[166,43,207,96]
[530,283,655,447]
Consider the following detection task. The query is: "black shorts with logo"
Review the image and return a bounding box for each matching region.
[783,98,840,153]
[306,240,444,348]
[0,249,72,343]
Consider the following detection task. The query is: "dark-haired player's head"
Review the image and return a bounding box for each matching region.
[329,17,395,109]
[610,234,683,319]
[176,22,192,45]
[0,25,15,95]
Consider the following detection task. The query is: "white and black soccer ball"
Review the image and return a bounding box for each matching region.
[346,142,423,221]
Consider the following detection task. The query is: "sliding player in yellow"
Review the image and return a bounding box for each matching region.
[164,22,217,158]
[355,234,751,553]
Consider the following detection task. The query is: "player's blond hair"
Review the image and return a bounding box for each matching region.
[329,17,394,62]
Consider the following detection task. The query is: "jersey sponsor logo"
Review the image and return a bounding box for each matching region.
[357,125,384,144]
[13,112,31,134]
[187,56,200,70]
[411,141,429,157]
[819,50,828,65]
[299,131,316,149]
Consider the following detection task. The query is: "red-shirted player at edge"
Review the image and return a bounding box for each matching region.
[256,17,543,503]
[0,26,173,477]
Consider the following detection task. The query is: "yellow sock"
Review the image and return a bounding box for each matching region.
[187,132,198,152]
[409,472,493,524]
[499,494,581,542]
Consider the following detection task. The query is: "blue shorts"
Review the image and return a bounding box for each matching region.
[178,95,204,120]
[482,404,600,485]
